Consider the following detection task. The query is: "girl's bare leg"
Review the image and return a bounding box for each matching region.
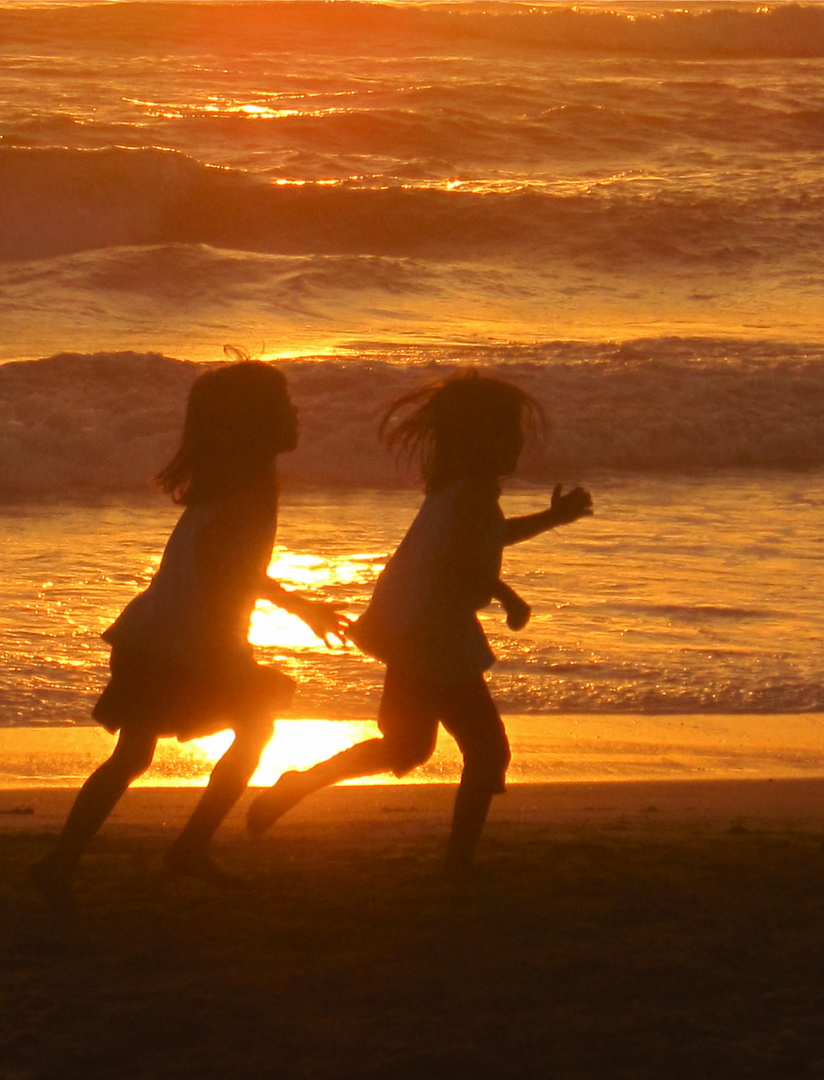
[30,728,157,914]
[441,679,509,875]
[164,719,274,882]
[445,781,495,875]
[247,737,396,835]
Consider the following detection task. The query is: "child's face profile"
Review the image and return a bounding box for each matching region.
[490,422,523,476]
[480,395,524,476]
[271,393,299,454]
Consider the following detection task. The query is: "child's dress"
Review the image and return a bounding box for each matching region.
[350,479,504,682]
[93,492,294,740]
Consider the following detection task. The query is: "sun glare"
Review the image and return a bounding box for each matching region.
[251,552,333,650]
[189,720,381,787]
[249,549,379,649]
[248,605,317,649]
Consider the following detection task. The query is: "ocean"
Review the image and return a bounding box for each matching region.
[1,0,822,786]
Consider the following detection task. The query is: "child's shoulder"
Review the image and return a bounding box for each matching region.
[431,474,499,501]
[439,476,502,540]
[191,482,277,541]
[451,475,501,514]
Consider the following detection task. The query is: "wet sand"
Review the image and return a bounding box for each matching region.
[3,779,824,1079]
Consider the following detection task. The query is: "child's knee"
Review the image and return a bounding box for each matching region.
[228,716,274,766]
[462,740,511,794]
[110,734,156,780]
[242,716,275,749]
[383,735,435,777]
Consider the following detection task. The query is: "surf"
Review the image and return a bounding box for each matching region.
[2,343,823,497]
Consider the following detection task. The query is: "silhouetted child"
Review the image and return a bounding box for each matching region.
[31,360,345,915]
[247,370,592,874]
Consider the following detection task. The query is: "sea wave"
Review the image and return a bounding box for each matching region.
[3,145,820,266]
[3,2,824,60]
[7,79,822,168]
[2,344,823,496]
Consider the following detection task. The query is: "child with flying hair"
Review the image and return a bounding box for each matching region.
[32,360,346,914]
[247,369,592,874]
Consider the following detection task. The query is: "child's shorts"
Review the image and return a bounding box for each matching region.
[378,667,510,793]
[92,646,295,742]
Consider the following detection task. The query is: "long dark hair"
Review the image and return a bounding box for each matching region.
[380,369,546,490]
[156,361,294,504]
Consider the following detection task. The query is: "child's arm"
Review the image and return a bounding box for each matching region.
[261,579,349,646]
[195,501,349,647]
[503,484,592,546]
[491,579,531,630]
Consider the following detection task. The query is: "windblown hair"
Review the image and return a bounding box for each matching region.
[156,360,291,504]
[380,369,546,490]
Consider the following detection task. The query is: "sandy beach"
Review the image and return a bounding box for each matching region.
[3,778,824,1080]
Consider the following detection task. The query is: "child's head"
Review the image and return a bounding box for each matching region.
[381,370,544,489]
[157,360,297,503]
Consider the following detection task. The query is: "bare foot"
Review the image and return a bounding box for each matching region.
[442,859,481,885]
[162,847,246,889]
[247,771,309,836]
[30,859,78,922]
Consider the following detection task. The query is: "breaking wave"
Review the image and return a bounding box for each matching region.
[3,144,821,267]
[2,343,823,496]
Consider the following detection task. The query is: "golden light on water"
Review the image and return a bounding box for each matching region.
[251,552,337,649]
[187,548,385,783]
[248,605,317,649]
[189,720,381,787]
[268,549,368,590]
[249,549,378,649]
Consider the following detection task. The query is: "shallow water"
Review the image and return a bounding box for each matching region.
[2,478,821,743]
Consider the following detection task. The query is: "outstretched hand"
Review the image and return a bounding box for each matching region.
[549,484,593,526]
[302,602,350,647]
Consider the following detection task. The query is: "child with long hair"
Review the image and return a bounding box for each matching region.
[247,370,592,874]
[32,360,345,913]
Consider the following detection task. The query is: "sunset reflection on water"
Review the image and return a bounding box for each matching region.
[248,549,376,652]
[178,547,385,785]
[191,721,380,787]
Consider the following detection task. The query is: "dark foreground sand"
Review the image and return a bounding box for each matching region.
[3,780,824,1080]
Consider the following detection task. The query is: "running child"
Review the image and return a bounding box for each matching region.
[32,360,345,914]
[247,370,592,874]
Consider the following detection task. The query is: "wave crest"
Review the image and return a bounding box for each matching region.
[2,344,823,496]
[3,3,824,60]
[4,145,819,266]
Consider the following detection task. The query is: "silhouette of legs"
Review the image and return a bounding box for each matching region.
[444,781,496,876]
[165,716,274,884]
[247,735,418,835]
[32,715,275,913]
[248,670,509,873]
[30,727,157,916]
[440,680,510,873]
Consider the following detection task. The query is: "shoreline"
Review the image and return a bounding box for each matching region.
[3,713,824,790]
